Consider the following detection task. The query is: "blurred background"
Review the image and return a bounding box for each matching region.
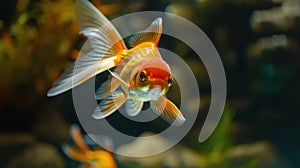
[0,0,299,167]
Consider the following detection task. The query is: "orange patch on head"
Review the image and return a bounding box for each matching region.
[143,67,171,81]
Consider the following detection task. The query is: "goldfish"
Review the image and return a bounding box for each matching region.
[63,125,117,168]
[47,0,185,126]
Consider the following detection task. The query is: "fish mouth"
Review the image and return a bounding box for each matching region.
[149,85,162,100]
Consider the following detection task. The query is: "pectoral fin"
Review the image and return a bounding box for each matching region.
[95,77,120,100]
[150,96,185,126]
[108,70,129,88]
[92,90,127,119]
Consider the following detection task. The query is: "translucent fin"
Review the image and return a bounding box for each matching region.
[95,69,129,100]
[125,99,144,116]
[62,144,86,162]
[95,77,120,100]
[77,0,121,39]
[76,0,126,58]
[47,52,115,97]
[150,96,185,126]
[128,17,162,47]
[108,70,129,87]
[92,90,127,119]
[70,124,90,152]
[47,0,127,97]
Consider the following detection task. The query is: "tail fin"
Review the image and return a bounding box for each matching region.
[47,0,127,96]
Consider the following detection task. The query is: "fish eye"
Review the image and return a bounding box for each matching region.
[139,70,147,82]
[168,78,173,86]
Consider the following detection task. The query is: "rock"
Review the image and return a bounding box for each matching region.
[251,0,300,32]
[116,132,171,157]
[6,143,65,168]
[228,141,276,161]
[178,147,207,168]
[0,133,36,166]
[116,132,206,168]
[227,141,288,168]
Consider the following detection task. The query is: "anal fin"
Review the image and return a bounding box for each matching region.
[125,99,144,117]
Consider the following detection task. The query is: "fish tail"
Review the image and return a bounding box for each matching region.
[47,0,128,97]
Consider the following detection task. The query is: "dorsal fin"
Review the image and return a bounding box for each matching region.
[129,17,162,47]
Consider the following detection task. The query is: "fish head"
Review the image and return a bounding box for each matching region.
[130,58,173,100]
